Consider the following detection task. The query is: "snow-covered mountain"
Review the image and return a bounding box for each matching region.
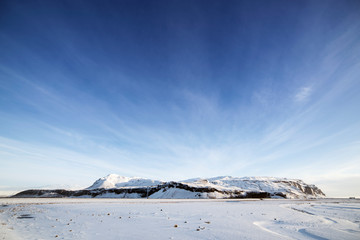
[13,174,325,199]
[87,174,164,189]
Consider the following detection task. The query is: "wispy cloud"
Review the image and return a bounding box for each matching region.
[294,86,312,102]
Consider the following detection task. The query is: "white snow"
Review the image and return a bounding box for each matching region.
[1,198,359,239]
[87,174,164,189]
[149,188,207,199]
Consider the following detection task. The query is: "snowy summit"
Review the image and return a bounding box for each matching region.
[87,174,164,189]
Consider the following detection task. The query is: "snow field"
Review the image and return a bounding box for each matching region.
[0,198,359,240]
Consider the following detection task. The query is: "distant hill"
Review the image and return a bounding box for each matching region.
[13,174,325,199]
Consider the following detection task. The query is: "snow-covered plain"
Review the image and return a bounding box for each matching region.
[0,198,359,240]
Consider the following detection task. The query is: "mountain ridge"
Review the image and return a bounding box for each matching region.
[13,174,325,199]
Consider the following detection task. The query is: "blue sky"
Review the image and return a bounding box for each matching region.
[1,0,360,197]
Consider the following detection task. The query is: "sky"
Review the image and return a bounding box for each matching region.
[0,0,360,197]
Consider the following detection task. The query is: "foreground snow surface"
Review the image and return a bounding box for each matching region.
[0,198,359,240]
